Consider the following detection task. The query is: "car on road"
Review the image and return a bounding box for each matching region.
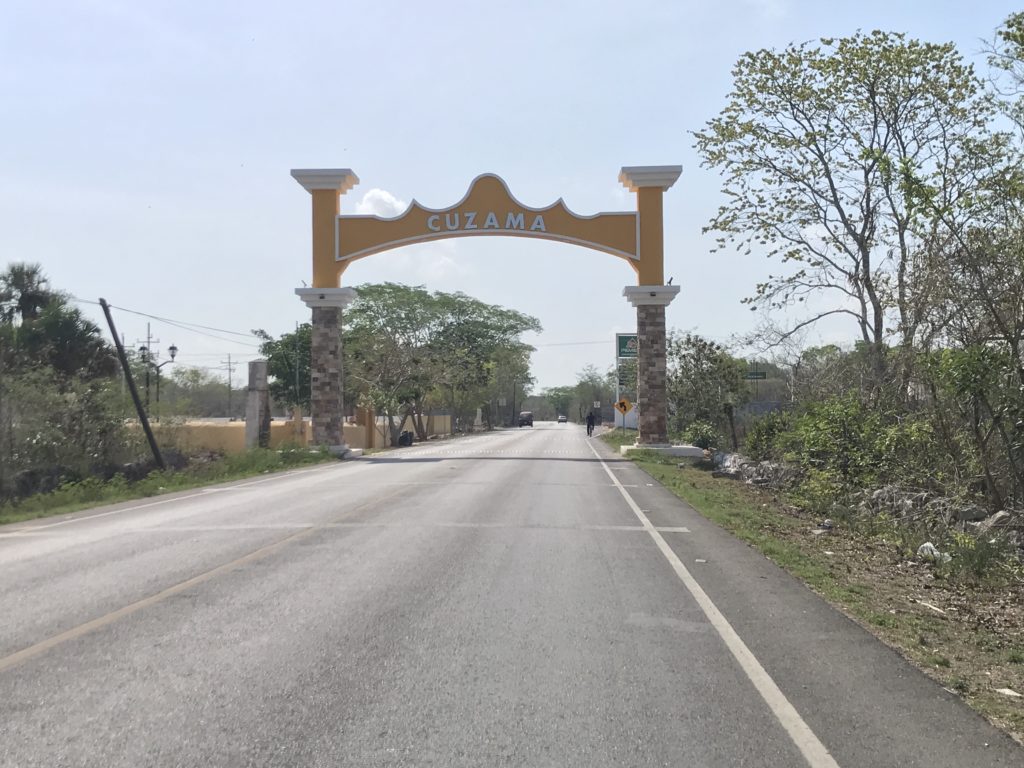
[557,414,567,423]
[518,411,533,427]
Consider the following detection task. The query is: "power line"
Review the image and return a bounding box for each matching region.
[71,296,262,347]
[532,340,607,347]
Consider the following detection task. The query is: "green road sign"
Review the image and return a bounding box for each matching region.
[616,333,638,359]
[744,371,767,380]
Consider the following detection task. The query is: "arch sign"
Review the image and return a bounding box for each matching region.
[291,166,682,453]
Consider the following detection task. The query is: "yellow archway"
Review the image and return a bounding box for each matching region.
[291,167,681,452]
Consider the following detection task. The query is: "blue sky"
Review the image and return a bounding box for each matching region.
[2,0,1020,389]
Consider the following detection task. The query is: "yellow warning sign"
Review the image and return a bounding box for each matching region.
[615,398,633,415]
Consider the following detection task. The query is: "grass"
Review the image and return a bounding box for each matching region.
[596,426,638,451]
[0,446,337,527]
[602,433,1024,742]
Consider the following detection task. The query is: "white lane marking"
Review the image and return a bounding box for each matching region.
[3,464,345,535]
[586,441,840,768]
[3,522,686,536]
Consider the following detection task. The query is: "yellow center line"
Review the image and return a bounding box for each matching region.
[0,484,408,674]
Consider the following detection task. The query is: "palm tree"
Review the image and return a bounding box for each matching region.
[0,262,56,324]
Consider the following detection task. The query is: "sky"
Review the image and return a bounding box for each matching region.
[2,0,1021,390]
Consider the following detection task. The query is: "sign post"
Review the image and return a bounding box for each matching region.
[745,363,765,398]
[615,333,639,435]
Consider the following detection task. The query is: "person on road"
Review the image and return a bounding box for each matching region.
[586,411,595,437]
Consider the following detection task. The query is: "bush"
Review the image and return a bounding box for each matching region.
[744,410,792,460]
[683,421,719,450]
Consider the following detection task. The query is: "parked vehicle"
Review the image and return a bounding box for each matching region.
[518,411,533,427]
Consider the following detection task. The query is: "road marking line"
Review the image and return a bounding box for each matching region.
[0,525,317,673]
[0,484,409,674]
[586,440,840,768]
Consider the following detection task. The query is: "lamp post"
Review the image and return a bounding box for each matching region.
[153,344,178,421]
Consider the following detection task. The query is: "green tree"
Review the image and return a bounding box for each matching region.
[694,31,1000,393]
[345,283,540,444]
[254,324,311,412]
[0,262,54,324]
[666,333,747,448]
[573,365,614,422]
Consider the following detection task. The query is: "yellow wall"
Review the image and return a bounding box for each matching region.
[142,415,453,455]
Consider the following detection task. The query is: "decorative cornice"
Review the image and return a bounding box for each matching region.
[623,285,681,307]
[618,166,682,192]
[291,169,359,195]
[335,173,639,263]
[295,287,357,308]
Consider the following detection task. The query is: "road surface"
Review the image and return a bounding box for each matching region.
[1,424,1020,766]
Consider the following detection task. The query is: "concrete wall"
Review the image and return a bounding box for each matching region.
[145,413,452,455]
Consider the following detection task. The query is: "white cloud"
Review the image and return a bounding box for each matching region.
[354,188,407,217]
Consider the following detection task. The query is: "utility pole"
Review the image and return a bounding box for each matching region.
[136,323,160,414]
[294,322,300,417]
[100,299,164,470]
[221,354,236,419]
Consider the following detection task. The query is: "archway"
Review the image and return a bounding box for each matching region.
[291,166,681,452]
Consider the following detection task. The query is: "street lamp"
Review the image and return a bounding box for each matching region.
[153,344,177,421]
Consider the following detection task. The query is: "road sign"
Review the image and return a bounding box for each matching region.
[593,401,600,409]
[743,371,767,380]
[614,398,633,415]
[616,333,638,359]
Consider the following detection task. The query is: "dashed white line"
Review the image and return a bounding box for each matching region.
[585,440,840,768]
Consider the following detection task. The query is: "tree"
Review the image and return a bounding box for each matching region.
[0,262,55,324]
[987,12,1024,133]
[575,365,613,422]
[665,333,747,448]
[541,386,576,421]
[344,283,540,445]
[694,31,1000,393]
[0,263,115,381]
[254,324,311,412]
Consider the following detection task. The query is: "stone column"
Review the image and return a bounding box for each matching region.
[618,166,682,446]
[624,285,680,446]
[291,168,359,455]
[244,360,271,449]
[296,287,357,454]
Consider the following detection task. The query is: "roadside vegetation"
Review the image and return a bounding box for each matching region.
[0,446,334,527]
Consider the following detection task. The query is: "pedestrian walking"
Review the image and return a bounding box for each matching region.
[586,411,595,437]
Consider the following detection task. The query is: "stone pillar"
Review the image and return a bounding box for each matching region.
[618,166,683,447]
[624,285,680,446]
[244,360,271,449]
[296,287,357,454]
[291,169,359,456]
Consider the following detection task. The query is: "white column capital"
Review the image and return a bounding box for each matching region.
[618,166,682,192]
[295,287,357,309]
[623,285,680,307]
[291,169,360,195]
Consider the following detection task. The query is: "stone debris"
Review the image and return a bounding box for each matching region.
[710,452,796,487]
[917,542,952,565]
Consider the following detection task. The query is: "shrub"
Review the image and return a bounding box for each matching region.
[744,410,792,461]
[683,421,719,450]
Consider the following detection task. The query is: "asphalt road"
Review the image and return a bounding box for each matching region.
[1,424,1021,767]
